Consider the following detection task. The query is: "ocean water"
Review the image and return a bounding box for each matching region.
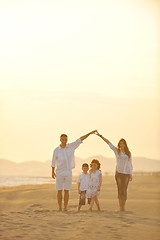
[0,175,55,187]
[0,175,78,187]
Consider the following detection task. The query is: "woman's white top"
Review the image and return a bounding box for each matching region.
[108,142,133,175]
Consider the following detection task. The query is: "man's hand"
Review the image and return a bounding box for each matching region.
[90,130,98,134]
[78,189,81,194]
[52,171,56,179]
[80,130,98,141]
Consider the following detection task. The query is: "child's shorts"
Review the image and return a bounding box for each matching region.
[79,191,91,205]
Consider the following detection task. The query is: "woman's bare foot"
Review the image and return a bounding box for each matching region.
[120,207,125,212]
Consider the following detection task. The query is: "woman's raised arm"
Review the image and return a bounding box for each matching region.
[96,132,109,144]
[96,131,118,155]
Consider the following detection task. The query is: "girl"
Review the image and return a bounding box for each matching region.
[86,159,102,211]
[96,132,132,211]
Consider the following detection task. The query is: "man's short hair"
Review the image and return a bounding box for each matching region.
[82,163,89,168]
[60,134,68,138]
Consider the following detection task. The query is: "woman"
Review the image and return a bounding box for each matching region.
[96,132,133,211]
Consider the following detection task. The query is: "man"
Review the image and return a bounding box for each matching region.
[51,130,97,211]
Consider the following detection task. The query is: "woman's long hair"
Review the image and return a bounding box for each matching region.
[117,138,131,159]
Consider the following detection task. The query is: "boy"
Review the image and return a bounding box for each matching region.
[77,163,90,211]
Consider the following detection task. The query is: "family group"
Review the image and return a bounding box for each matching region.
[51,130,133,212]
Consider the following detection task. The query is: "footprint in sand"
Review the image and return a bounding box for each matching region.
[106,226,116,230]
[34,209,50,213]
[121,224,129,227]
[95,231,102,234]
[22,225,31,228]
[17,211,24,214]
[0,214,8,217]
[30,204,42,208]
[69,205,78,208]
[113,234,122,239]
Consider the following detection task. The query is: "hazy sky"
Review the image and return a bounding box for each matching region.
[0,0,159,162]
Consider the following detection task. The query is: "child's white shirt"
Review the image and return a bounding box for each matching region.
[77,173,89,191]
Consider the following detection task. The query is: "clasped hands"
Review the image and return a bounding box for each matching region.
[90,130,101,137]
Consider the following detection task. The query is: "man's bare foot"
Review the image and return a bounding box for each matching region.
[88,208,92,212]
[63,208,68,211]
[58,208,62,211]
[97,207,101,211]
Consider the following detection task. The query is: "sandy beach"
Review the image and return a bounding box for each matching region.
[0,174,160,240]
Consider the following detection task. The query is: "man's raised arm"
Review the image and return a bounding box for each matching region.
[80,130,97,141]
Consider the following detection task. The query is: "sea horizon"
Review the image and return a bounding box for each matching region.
[0,171,159,187]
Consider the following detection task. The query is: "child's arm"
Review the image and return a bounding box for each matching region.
[78,182,81,194]
[97,173,102,191]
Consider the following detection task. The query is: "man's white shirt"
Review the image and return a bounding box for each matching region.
[51,138,82,174]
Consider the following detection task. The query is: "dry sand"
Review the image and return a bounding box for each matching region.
[0,175,160,240]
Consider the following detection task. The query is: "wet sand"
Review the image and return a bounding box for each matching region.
[0,175,160,240]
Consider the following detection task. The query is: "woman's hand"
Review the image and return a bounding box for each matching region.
[52,171,56,179]
[95,131,101,137]
[97,185,101,191]
[90,130,98,135]
[129,175,132,181]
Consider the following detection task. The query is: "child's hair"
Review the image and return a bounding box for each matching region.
[82,163,89,168]
[90,159,101,170]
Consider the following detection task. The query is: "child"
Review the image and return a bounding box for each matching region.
[86,159,102,211]
[77,163,90,211]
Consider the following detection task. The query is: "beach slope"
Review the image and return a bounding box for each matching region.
[0,175,160,240]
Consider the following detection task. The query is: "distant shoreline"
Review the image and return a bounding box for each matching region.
[1,157,160,177]
[0,172,160,188]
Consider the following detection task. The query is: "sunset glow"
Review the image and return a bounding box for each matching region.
[0,0,159,162]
